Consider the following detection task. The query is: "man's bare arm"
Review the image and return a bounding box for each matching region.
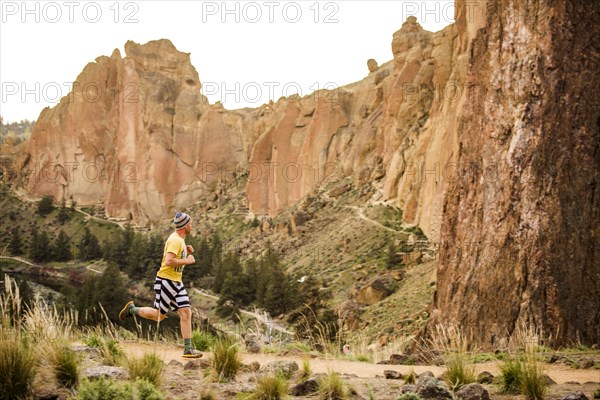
[165,252,195,267]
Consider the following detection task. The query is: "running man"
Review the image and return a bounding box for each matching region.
[119,212,202,358]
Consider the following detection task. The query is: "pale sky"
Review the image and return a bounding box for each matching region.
[0,0,455,123]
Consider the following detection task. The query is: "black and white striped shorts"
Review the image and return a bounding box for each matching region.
[153,277,191,315]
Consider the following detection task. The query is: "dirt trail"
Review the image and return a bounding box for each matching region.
[0,255,39,267]
[121,342,600,384]
[344,205,400,233]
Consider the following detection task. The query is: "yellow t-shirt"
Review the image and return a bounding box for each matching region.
[156,232,187,282]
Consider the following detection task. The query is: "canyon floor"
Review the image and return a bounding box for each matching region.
[67,340,600,400]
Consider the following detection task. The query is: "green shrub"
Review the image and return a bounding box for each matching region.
[404,368,417,384]
[0,336,37,400]
[318,371,349,400]
[75,377,165,400]
[444,350,476,389]
[192,329,216,351]
[212,336,241,381]
[498,357,524,394]
[83,332,102,348]
[521,350,547,400]
[37,195,55,216]
[132,378,166,400]
[48,344,80,388]
[75,377,131,400]
[253,373,289,399]
[126,352,164,386]
[100,338,124,366]
[428,326,476,390]
[299,358,312,381]
[592,388,600,399]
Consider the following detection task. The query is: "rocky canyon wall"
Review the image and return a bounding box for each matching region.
[16,40,252,223]
[15,15,477,240]
[433,0,600,347]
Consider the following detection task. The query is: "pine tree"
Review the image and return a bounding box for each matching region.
[57,198,70,224]
[144,233,164,275]
[94,263,128,320]
[196,237,212,277]
[182,234,200,282]
[287,276,334,340]
[37,195,54,216]
[216,272,237,318]
[263,266,291,316]
[243,258,259,303]
[126,233,148,279]
[214,250,241,294]
[52,230,72,261]
[79,226,102,261]
[104,224,135,263]
[255,243,279,307]
[29,227,51,262]
[9,227,23,256]
[18,279,34,311]
[212,236,228,294]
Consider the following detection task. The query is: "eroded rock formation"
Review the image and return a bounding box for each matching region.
[16,39,250,223]
[16,16,472,240]
[433,0,600,346]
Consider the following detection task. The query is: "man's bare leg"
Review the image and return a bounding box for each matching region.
[178,307,201,358]
[178,307,192,339]
[138,307,167,321]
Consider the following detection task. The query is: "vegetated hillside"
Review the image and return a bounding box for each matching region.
[184,173,438,347]
[0,184,122,259]
[2,173,436,351]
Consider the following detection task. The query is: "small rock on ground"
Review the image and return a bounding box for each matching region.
[384,370,403,379]
[260,360,299,378]
[415,376,453,400]
[476,371,494,384]
[455,383,490,400]
[290,378,319,396]
[84,366,127,380]
[561,392,589,400]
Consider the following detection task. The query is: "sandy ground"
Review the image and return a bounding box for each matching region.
[121,341,600,384]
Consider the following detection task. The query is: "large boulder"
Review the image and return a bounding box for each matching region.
[354,276,397,305]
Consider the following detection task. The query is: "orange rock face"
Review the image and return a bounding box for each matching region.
[16,18,471,239]
[16,40,250,223]
[433,0,600,347]
[247,16,474,243]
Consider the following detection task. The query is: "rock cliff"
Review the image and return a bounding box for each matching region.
[16,39,251,222]
[15,16,471,240]
[433,0,600,347]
